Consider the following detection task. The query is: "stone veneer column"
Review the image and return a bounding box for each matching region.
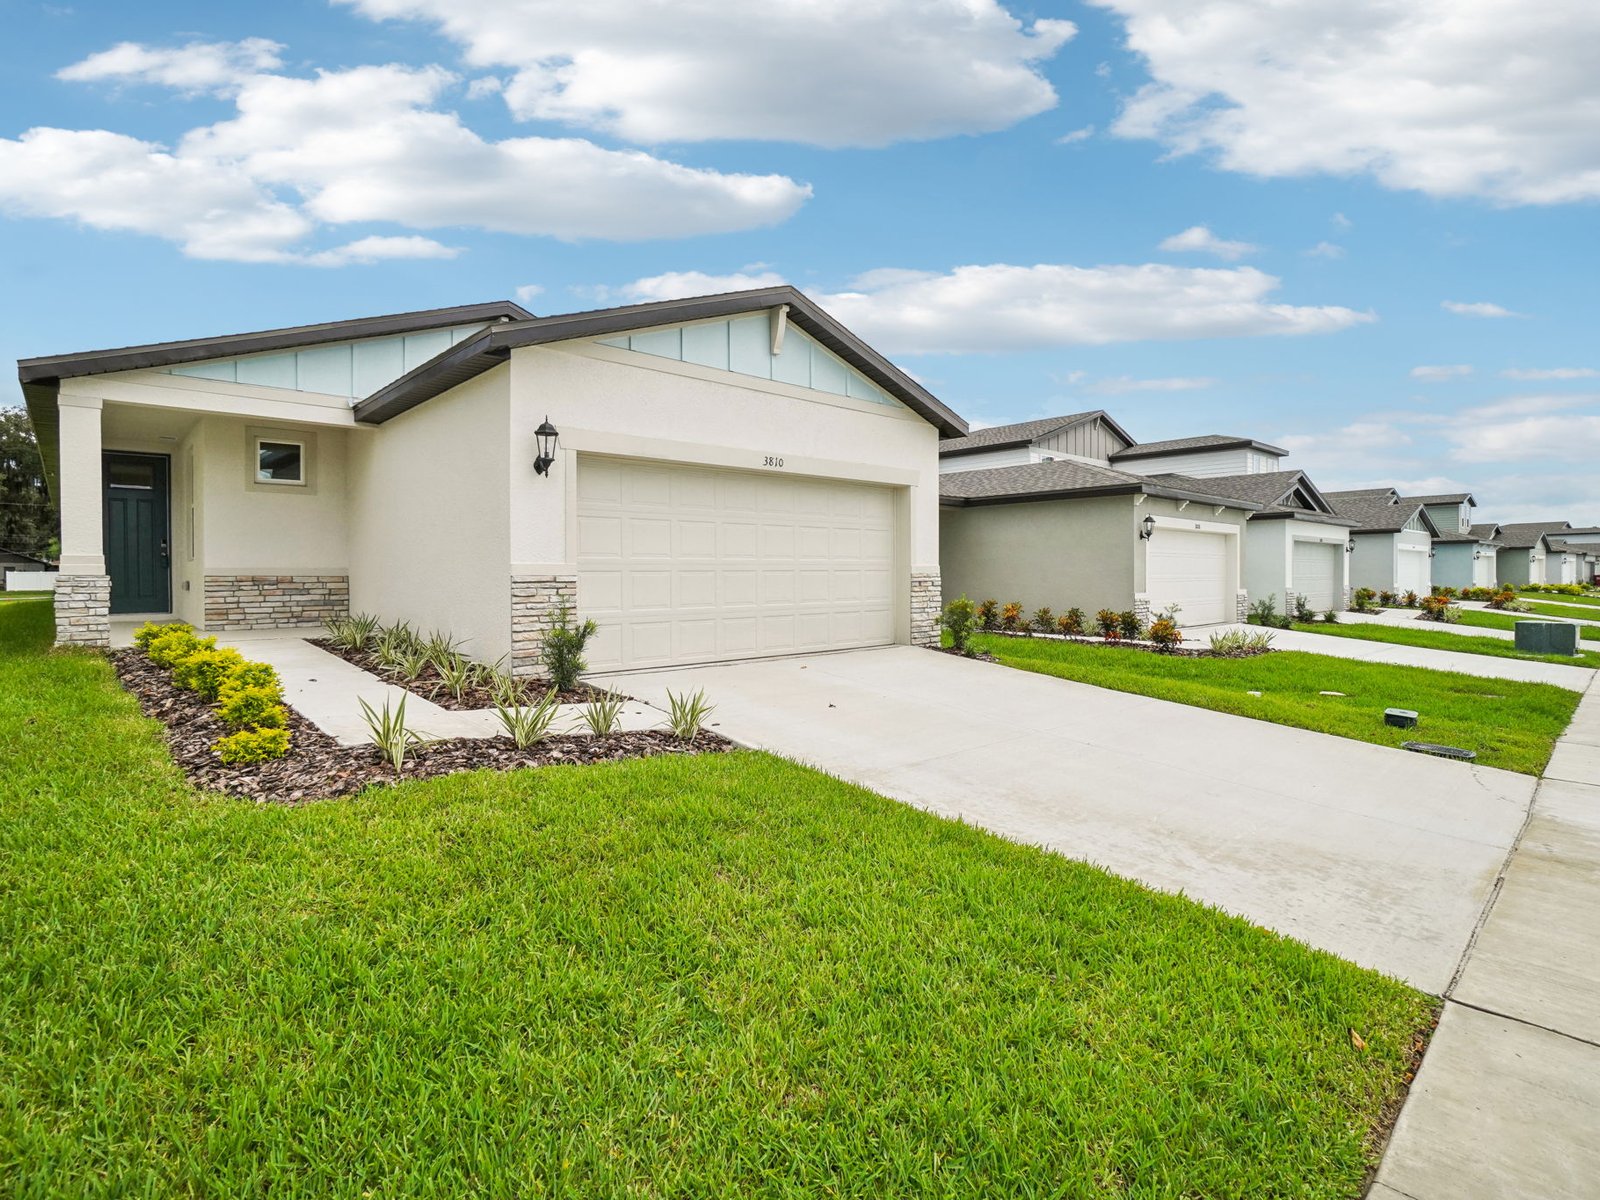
[203,575,349,630]
[909,571,942,648]
[54,574,111,646]
[1236,590,1251,623]
[1132,593,1153,627]
[511,575,578,676]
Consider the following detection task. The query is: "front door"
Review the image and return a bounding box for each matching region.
[103,452,171,614]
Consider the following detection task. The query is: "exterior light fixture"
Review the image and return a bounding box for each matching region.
[1139,514,1156,540]
[1345,542,1354,554]
[1429,549,1437,559]
[533,417,559,477]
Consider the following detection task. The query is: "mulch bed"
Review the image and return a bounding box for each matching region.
[309,640,608,711]
[111,649,729,805]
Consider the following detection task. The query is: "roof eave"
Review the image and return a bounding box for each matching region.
[941,481,1264,510]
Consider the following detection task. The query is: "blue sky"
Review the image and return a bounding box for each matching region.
[3,0,1596,520]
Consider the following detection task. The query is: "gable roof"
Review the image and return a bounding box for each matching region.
[1143,470,1355,524]
[355,286,966,437]
[1324,487,1399,503]
[1495,526,1552,550]
[1407,492,1476,506]
[0,547,54,567]
[938,458,1263,509]
[1499,520,1574,534]
[1469,523,1503,542]
[1110,433,1288,463]
[936,410,1134,458]
[1327,491,1441,535]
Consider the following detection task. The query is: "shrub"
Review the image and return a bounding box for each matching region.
[581,692,623,735]
[1487,588,1529,612]
[432,652,478,702]
[494,689,561,749]
[1378,590,1397,607]
[1291,593,1315,623]
[976,598,1000,632]
[1458,586,1494,602]
[359,695,423,772]
[172,646,247,700]
[1147,617,1183,652]
[666,688,715,741]
[1118,610,1143,639]
[132,620,182,651]
[1057,608,1085,637]
[219,661,281,700]
[147,626,207,668]
[1431,585,1459,599]
[941,596,977,653]
[542,606,599,691]
[1095,609,1119,637]
[1000,602,1024,633]
[1322,609,1339,624]
[1247,596,1291,629]
[213,726,291,764]
[1350,587,1379,613]
[1032,606,1055,634]
[325,612,381,653]
[218,685,288,730]
[1401,590,1419,608]
[1419,595,1462,623]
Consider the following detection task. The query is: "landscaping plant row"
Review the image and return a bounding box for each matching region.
[940,596,1275,658]
[131,622,292,762]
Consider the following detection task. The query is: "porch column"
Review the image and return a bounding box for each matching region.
[54,395,110,646]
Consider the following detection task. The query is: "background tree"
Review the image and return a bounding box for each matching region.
[0,407,59,558]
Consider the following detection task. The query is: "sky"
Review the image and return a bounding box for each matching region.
[1,0,1597,522]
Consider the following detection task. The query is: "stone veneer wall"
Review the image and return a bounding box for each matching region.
[203,575,349,630]
[1236,590,1251,623]
[511,574,578,676]
[54,574,110,646]
[910,571,942,648]
[1132,593,1152,628]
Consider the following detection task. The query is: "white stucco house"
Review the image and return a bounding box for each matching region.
[1325,489,1440,595]
[20,288,967,672]
[938,415,1261,626]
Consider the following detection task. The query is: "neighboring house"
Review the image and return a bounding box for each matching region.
[936,410,1135,474]
[1432,523,1500,590]
[1545,537,1585,586]
[1325,489,1440,595]
[1493,525,1553,587]
[1143,471,1355,613]
[0,547,56,591]
[19,287,966,670]
[1107,434,1289,478]
[1553,527,1600,582]
[939,459,1259,627]
[1408,492,1477,537]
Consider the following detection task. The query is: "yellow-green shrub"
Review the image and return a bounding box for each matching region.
[146,626,209,668]
[132,620,186,651]
[212,726,291,764]
[218,660,281,700]
[218,686,287,730]
[172,647,247,699]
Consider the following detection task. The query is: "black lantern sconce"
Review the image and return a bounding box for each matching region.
[1345,542,1354,554]
[533,417,559,477]
[1139,514,1156,540]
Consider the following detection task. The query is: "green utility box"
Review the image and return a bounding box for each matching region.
[1514,620,1580,656]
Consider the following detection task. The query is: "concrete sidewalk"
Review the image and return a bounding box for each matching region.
[1373,680,1600,1199]
[1204,623,1594,690]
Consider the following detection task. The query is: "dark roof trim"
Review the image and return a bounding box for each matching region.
[17,301,535,384]
[939,410,1137,459]
[354,286,968,438]
[1247,510,1360,527]
[941,481,1265,510]
[1111,435,1288,462]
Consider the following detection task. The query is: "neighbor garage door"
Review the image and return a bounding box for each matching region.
[1146,528,1231,625]
[1291,539,1342,612]
[576,455,896,671]
[1396,547,1431,595]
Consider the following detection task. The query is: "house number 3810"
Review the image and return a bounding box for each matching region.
[763,455,786,468]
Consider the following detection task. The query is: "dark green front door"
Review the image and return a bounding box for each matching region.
[104,452,170,615]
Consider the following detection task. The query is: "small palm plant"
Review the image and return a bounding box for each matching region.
[665,688,715,742]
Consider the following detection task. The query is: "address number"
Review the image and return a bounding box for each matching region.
[762,455,786,469]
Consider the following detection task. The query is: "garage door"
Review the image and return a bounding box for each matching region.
[1291,539,1342,612]
[1396,547,1431,595]
[1146,528,1231,625]
[576,455,896,671]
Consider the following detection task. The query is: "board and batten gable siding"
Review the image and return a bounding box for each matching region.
[1035,420,1126,462]
[1423,502,1471,535]
[1118,447,1284,478]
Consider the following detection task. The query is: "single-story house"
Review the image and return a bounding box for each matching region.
[1325,488,1440,595]
[1493,525,1552,587]
[1107,433,1289,478]
[1545,526,1600,583]
[0,547,56,590]
[1545,537,1586,586]
[939,453,1259,627]
[1432,523,1500,590]
[19,287,966,671]
[1142,471,1355,613]
[936,410,1136,474]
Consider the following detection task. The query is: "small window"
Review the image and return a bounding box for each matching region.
[107,460,157,489]
[256,439,304,485]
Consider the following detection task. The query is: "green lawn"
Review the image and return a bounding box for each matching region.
[0,597,1432,1198]
[1518,598,1600,622]
[1458,608,1600,641]
[1519,589,1600,608]
[971,632,1577,775]
[1291,620,1600,668]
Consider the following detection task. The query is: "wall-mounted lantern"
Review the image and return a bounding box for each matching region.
[1139,514,1156,540]
[1345,542,1354,554]
[533,417,559,477]
[1429,548,1437,559]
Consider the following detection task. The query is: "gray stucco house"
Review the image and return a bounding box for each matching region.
[1325,489,1440,595]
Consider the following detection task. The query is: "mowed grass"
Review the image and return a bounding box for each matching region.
[971,632,1577,775]
[1458,608,1600,642]
[1291,619,1600,668]
[0,597,1435,1199]
[1518,598,1600,622]
[1518,589,1600,608]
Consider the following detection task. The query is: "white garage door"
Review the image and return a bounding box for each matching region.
[1396,547,1431,595]
[577,455,897,671]
[1291,540,1342,612]
[1146,528,1231,625]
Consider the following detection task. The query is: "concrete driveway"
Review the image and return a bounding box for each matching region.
[597,646,1536,992]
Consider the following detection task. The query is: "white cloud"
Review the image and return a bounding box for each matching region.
[465,76,503,100]
[1056,125,1095,145]
[336,0,1075,147]
[1501,367,1599,381]
[1458,393,1597,421]
[609,269,788,304]
[1410,364,1473,382]
[1096,0,1600,204]
[1331,212,1353,230]
[1305,241,1345,259]
[1442,299,1521,318]
[56,38,283,95]
[1158,224,1258,260]
[1082,375,1217,394]
[1,56,811,263]
[1448,410,1600,463]
[302,234,460,267]
[807,262,1372,354]
[514,283,544,305]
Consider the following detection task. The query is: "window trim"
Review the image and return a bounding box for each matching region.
[254,436,307,486]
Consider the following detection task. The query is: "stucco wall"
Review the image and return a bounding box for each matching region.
[1498,546,1543,586]
[347,364,513,659]
[939,494,1137,615]
[1244,519,1349,606]
[1433,543,1496,590]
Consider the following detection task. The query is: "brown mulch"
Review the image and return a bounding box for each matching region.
[309,640,609,710]
[110,649,729,805]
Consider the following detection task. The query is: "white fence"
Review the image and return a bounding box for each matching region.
[4,570,57,592]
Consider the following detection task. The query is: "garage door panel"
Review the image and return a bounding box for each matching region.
[1397,549,1430,594]
[1147,529,1231,626]
[1291,540,1341,612]
[578,455,898,670]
